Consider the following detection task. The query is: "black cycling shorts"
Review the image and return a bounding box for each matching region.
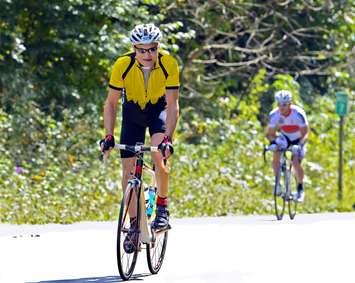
[120,96,167,158]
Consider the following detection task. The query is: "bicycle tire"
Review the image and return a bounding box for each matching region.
[288,167,297,220]
[116,187,139,280]
[146,228,169,274]
[274,169,286,220]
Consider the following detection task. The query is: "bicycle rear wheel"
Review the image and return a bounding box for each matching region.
[274,169,286,220]
[146,209,169,274]
[117,187,139,280]
[288,168,297,220]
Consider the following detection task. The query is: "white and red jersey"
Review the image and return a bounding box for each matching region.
[268,105,308,142]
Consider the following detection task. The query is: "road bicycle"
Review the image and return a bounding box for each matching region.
[105,143,169,280]
[264,145,298,220]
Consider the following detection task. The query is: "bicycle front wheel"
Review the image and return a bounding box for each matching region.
[274,170,286,220]
[288,169,297,220]
[117,187,139,280]
[146,227,169,274]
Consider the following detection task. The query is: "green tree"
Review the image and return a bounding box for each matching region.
[166,0,354,112]
[0,0,183,113]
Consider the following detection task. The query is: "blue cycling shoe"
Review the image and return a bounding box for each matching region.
[151,205,170,231]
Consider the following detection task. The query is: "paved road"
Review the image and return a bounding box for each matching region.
[0,212,354,283]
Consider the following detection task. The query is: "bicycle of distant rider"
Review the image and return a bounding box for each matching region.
[264,145,298,220]
[111,143,169,280]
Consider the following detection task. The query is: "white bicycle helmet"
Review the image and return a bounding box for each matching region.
[130,23,162,44]
[275,90,292,104]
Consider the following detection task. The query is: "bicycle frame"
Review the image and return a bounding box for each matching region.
[106,143,169,280]
[279,150,293,200]
[117,144,159,245]
[264,145,298,220]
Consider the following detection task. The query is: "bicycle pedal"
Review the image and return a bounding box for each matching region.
[162,224,172,231]
[153,224,171,234]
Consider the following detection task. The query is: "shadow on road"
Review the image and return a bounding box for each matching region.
[27,273,150,283]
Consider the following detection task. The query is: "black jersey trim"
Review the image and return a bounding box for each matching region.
[109,84,123,91]
[158,54,168,79]
[122,52,136,80]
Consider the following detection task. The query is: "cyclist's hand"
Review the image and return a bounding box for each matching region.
[268,143,278,152]
[275,135,288,150]
[291,144,302,156]
[158,135,174,159]
[100,134,115,153]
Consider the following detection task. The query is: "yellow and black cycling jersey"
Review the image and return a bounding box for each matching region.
[109,50,180,110]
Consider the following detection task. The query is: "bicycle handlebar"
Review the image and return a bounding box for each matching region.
[113,144,159,153]
[264,145,294,152]
[263,145,294,163]
[99,143,164,164]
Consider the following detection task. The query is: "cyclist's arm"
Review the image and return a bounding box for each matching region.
[267,126,277,142]
[165,88,179,138]
[299,125,309,145]
[104,88,121,136]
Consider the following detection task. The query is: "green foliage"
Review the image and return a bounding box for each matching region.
[0,103,122,223]
[1,91,353,224]
[168,0,354,106]
[0,0,183,114]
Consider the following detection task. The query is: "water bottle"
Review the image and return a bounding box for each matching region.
[146,186,156,218]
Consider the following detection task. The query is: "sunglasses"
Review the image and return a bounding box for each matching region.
[278,103,289,107]
[134,46,158,54]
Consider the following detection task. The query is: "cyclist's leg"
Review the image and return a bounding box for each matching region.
[121,158,136,188]
[292,144,306,201]
[120,103,147,238]
[272,150,284,197]
[151,132,169,192]
[120,100,148,191]
[148,100,170,229]
[148,98,169,199]
[150,132,170,229]
[292,158,304,184]
[292,143,306,182]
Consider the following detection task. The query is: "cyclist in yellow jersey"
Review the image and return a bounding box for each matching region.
[100,24,180,250]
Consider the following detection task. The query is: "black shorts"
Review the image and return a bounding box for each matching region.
[120,96,167,158]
